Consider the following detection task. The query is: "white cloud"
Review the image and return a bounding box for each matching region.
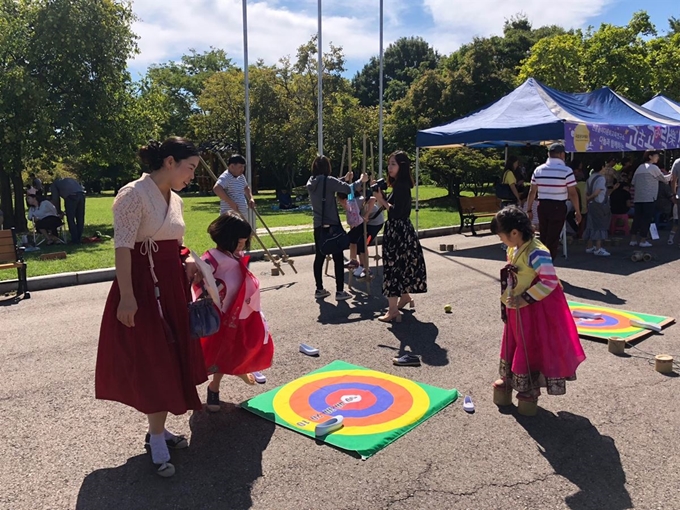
[422,0,614,54]
[127,0,616,76]
[129,0,387,73]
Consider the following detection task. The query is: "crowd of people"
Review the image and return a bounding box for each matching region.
[498,146,680,257]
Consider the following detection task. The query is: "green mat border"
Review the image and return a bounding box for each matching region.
[240,360,459,459]
[568,301,675,342]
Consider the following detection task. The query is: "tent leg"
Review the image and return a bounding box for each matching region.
[415,147,420,233]
[562,222,568,259]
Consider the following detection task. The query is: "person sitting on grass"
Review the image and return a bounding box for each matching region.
[27,190,62,244]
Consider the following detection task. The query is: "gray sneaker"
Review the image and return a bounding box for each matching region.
[315,289,331,299]
[335,290,352,301]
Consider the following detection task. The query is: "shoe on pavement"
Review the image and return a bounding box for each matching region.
[315,288,331,299]
[353,266,364,277]
[335,291,352,301]
[629,241,638,246]
[392,354,421,366]
[639,241,652,248]
[594,248,610,257]
[206,387,220,412]
[585,246,596,254]
[344,260,359,269]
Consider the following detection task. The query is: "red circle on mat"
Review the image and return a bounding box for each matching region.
[287,375,414,427]
[325,389,377,410]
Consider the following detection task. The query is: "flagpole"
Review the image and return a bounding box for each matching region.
[242,0,255,227]
[378,0,384,178]
[317,0,323,155]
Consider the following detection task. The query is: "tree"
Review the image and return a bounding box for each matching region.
[518,11,674,103]
[420,148,502,197]
[352,37,439,107]
[0,0,137,230]
[146,48,233,138]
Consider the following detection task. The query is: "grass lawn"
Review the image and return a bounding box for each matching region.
[2,185,463,281]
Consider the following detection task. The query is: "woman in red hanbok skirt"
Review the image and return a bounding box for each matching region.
[95,138,206,477]
[490,206,586,405]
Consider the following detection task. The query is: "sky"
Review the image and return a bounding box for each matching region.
[127,0,678,79]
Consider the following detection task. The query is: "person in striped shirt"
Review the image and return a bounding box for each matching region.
[526,143,581,259]
[491,206,585,405]
[213,154,255,220]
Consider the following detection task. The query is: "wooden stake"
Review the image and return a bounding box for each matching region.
[362,133,370,295]
[370,141,374,177]
[339,144,346,177]
[347,137,352,177]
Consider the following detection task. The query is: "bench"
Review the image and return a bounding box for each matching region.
[0,228,30,299]
[458,195,501,235]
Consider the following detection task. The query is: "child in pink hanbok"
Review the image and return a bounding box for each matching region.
[490,206,585,405]
[195,211,274,412]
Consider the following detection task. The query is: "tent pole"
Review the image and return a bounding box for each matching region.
[242,0,255,229]
[317,0,323,155]
[378,0,384,178]
[504,145,508,164]
[415,147,420,233]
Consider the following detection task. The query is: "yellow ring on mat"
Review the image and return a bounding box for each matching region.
[272,369,429,436]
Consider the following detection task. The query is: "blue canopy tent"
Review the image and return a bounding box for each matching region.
[413,79,680,254]
[642,94,680,121]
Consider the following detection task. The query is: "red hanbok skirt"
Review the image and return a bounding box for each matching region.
[95,241,207,415]
[500,285,586,395]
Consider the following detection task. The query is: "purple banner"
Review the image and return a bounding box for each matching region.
[565,122,680,153]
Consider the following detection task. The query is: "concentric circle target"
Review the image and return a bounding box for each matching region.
[272,369,429,435]
[571,305,640,336]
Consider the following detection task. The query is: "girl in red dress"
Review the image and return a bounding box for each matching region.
[195,212,274,412]
[95,138,206,477]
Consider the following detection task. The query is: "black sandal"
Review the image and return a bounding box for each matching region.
[144,433,188,451]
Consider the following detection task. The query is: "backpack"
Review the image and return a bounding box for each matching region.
[495,171,516,201]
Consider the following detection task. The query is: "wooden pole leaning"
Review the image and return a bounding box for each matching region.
[360,133,370,295]
[253,207,297,273]
[368,140,381,270]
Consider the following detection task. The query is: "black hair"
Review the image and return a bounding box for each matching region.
[490,206,534,242]
[387,151,414,188]
[207,211,253,253]
[643,150,660,162]
[504,155,519,171]
[621,156,631,164]
[569,159,582,171]
[311,155,332,177]
[228,154,246,166]
[138,137,199,171]
[336,192,348,200]
[591,158,606,172]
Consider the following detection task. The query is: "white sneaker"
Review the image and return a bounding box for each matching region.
[668,237,675,246]
[353,266,364,277]
[585,246,596,254]
[594,248,610,257]
[629,241,638,246]
[639,241,652,248]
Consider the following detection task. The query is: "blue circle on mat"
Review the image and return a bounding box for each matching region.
[578,314,618,327]
[308,383,393,417]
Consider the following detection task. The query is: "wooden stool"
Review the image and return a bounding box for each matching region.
[517,399,538,416]
[493,386,513,406]
[609,214,630,236]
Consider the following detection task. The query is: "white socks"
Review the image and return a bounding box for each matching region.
[163,429,179,441]
[148,433,170,464]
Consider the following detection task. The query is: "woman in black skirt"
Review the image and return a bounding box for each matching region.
[374,151,427,322]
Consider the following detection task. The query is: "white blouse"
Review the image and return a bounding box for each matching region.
[113,173,185,249]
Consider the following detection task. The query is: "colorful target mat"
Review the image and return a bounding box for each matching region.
[240,360,458,459]
[568,301,675,342]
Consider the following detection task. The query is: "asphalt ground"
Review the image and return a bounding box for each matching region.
[2,233,679,510]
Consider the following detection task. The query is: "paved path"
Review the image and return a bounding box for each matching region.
[2,234,680,509]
